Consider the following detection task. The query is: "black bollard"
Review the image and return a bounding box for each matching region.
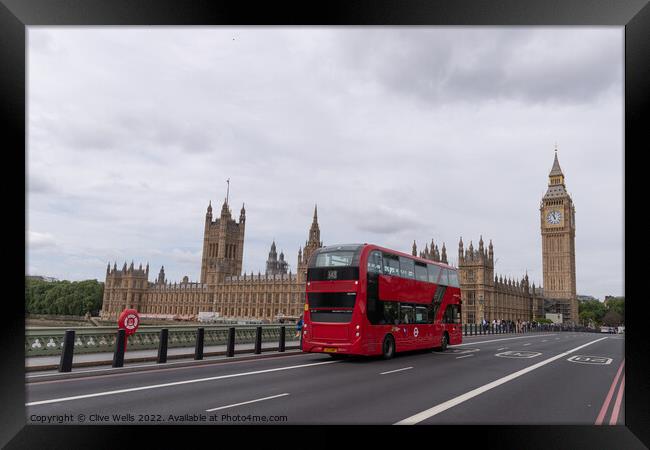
[227,327,235,357]
[58,330,75,372]
[194,327,204,360]
[279,326,286,352]
[463,324,467,336]
[157,328,168,364]
[112,328,126,368]
[254,326,262,354]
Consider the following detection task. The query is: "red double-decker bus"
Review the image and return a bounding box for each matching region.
[301,243,462,359]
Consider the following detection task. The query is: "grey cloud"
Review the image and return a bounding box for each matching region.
[26,28,623,299]
[336,28,621,105]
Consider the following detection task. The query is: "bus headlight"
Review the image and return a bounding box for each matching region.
[355,332,360,337]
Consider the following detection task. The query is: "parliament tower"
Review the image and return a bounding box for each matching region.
[200,198,246,285]
[540,150,578,322]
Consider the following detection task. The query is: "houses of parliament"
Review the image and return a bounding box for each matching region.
[100,152,578,324]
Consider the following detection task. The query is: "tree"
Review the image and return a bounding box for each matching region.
[25,277,104,316]
[602,309,622,327]
[578,299,607,326]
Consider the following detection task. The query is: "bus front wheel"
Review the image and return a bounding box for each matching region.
[382,335,395,359]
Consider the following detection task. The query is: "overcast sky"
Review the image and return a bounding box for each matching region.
[27,27,623,299]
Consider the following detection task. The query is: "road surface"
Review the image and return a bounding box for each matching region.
[25,332,624,425]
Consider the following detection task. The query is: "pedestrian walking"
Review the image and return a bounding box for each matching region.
[295,314,303,338]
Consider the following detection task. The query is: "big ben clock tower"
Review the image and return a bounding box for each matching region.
[540,149,578,322]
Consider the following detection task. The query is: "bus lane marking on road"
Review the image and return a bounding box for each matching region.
[523,343,531,346]
[206,393,289,412]
[455,355,474,359]
[609,374,625,425]
[595,359,625,425]
[567,355,613,365]
[495,351,541,359]
[26,360,340,407]
[380,367,413,375]
[394,336,608,425]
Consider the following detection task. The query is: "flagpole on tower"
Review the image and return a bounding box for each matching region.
[226,178,230,207]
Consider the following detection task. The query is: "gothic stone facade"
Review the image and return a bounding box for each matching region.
[101,201,322,322]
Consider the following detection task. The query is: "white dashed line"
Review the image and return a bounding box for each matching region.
[206,393,289,412]
[381,367,413,375]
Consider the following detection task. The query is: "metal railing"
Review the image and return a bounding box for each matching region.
[460,323,600,336]
[26,324,299,357]
[54,325,299,373]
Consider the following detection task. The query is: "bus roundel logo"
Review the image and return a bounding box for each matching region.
[414,327,419,337]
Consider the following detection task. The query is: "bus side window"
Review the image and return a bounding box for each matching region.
[400,304,415,324]
[383,253,400,276]
[439,268,449,286]
[415,262,428,282]
[415,306,428,324]
[442,305,461,324]
[367,250,383,274]
[399,256,415,279]
[448,270,459,288]
[428,264,441,284]
[383,301,398,324]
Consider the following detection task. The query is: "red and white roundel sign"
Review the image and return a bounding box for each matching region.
[118,309,140,336]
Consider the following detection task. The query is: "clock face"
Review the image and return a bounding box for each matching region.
[546,210,562,225]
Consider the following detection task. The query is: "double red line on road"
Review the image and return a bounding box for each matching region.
[595,358,625,425]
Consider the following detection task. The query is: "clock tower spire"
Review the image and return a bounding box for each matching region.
[540,148,577,323]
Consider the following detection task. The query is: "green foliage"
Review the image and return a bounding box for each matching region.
[578,297,624,327]
[602,310,623,327]
[25,278,104,316]
[536,318,553,324]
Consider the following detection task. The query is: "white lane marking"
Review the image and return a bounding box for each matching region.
[380,367,413,375]
[523,343,531,346]
[542,340,548,342]
[456,355,474,359]
[495,351,541,359]
[394,336,608,425]
[26,360,339,407]
[567,355,613,365]
[497,347,507,351]
[206,393,289,412]
[453,334,557,347]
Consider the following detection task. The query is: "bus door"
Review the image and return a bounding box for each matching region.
[396,304,415,350]
[443,304,462,345]
[432,284,446,347]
